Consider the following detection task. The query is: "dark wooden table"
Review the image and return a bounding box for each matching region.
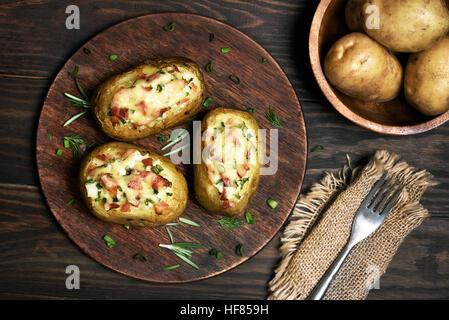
[1,0,448,300]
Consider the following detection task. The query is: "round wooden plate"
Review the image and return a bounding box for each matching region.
[36,13,307,283]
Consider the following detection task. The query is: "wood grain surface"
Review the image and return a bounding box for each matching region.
[35,13,307,283]
[1,0,449,299]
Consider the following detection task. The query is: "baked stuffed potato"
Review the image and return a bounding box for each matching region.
[194,108,261,216]
[93,57,206,141]
[79,142,188,227]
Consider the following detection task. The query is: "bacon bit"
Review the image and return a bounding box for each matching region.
[111,106,129,125]
[138,170,151,178]
[190,82,197,92]
[137,72,147,80]
[121,202,131,212]
[141,86,152,92]
[147,73,160,82]
[221,188,228,201]
[96,154,109,162]
[87,164,101,177]
[220,174,232,187]
[206,164,215,175]
[176,98,190,105]
[173,65,180,73]
[237,164,250,178]
[127,176,143,190]
[152,174,172,190]
[100,173,118,198]
[129,195,141,207]
[142,158,153,167]
[152,106,170,119]
[226,118,233,125]
[233,136,241,146]
[104,203,120,211]
[118,148,137,160]
[222,200,236,209]
[154,201,169,215]
[135,101,148,116]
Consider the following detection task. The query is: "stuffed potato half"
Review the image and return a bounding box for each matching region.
[93,57,206,141]
[79,142,188,227]
[194,108,261,216]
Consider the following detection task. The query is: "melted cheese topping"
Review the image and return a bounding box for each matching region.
[203,115,258,207]
[84,148,173,214]
[109,65,199,127]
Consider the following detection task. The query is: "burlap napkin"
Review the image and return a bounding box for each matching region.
[268,150,437,300]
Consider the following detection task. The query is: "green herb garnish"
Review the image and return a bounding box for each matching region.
[221,47,230,53]
[56,148,63,156]
[63,110,88,127]
[164,264,180,271]
[179,217,200,227]
[156,84,164,92]
[47,131,52,142]
[162,21,176,32]
[83,47,91,54]
[215,216,245,229]
[109,54,118,61]
[229,74,240,84]
[265,106,283,128]
[235,244,243,257]
[63,135,85,157]
[132,253,147,262]
[203,96,213,107]
[151,164,164,174]
[260,57,267,63]
[66,198,75,206]
[246,107,255,113]
[209,248,223,259]
[157,135,167,142]
[85,179,95,184]
[159,243,201,270]
[166,227,174,244]
[123,224,130,230]
[311,145,324,152]
[103,235,116,248]
[205,61,213,74]
[267,198,278,209]
[245,211,255,224]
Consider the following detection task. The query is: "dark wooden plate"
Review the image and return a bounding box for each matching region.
[36,13,307,283]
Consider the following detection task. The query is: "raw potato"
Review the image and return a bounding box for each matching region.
[79,142,188,227]
[404,37,449,116]
[345,0,449,52]
[324,32,403,102]
[93,57,206,141]
[194,108,261,216]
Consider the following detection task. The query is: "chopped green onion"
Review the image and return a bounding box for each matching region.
[165,222,179,226]
[205,61,213,74]
[63,139,70,148]
[209,248,223,259]
[156,84,164,92]
[66,198,75,206]
[162,21,176,32]
[260,57,267,63]
[123,224,130,230]
[246,107,255,113]
[267,198,278,209]
[109,54,118,61]
[235,244,243,257]
[245,211,255,224]
[179,217,200,227]
[221,47,230,53]
[265,106,283,129]
[209,33,214,42]
[63,135,85,157]
[85,179,95,184]
[157,135,167,142]
[311,145,324,152]
[63,110,88,127]
[203,97,213,107]
[164,264,180,270]
[47,131,52,142]
[103,235,116,248]
[132,253,147,262]
[214,216,245,229]
[68,65,79,78]
[229,74,240,84]
[83,47,91,54]
[56,149,63,156]
[151,164,164,174]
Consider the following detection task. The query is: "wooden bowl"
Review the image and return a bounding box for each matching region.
[309,0,449,135]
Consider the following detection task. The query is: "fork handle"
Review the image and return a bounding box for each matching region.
[307,242,354,300]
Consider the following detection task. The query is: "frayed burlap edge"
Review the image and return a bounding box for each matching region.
[267,150,437,300]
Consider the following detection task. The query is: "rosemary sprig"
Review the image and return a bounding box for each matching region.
[214,216,245,229]
[63,135,85,157]
[178,217,200,227]
[63,110,88,127]
[159,243,201,270]
[68,66,90,102]
[63,93,91,108]
[265,106,283,129]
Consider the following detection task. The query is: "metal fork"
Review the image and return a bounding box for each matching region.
[307,173,404,300]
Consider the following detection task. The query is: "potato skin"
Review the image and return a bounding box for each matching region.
[93,57,206,141]
[79,142,188,227]
[346,0,449,53]
[324,32,403,102]
[405,37,449,116]
[194,108,261,216]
